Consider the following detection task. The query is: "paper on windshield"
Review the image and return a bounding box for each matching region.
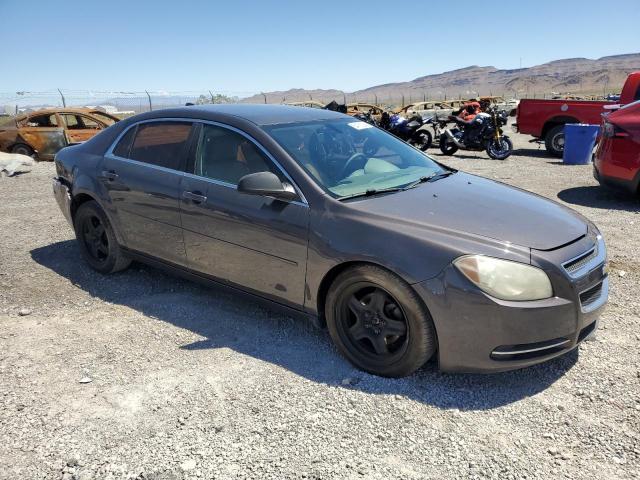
[347,121,373,130]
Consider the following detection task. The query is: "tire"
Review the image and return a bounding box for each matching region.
[74,201,131,274]
[486,136,513,160]
[11,143,34,157]
[325,264,437,377]
[545,125,565,158]
[411,129,433,151]
[439,133,458,155]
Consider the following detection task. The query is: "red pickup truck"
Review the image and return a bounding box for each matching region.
[515,71,640,157]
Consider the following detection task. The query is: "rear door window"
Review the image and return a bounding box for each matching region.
[112,126,137,158]
[129,121,193,170]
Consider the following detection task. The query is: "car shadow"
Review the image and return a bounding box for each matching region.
[557,186,640,210]
[31,240,578,411]
[512,148,552,159]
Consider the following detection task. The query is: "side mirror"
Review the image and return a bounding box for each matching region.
[237,171,298,201]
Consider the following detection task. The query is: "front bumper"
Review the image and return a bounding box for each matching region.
[52,177,73,227]
[415,241,608,373]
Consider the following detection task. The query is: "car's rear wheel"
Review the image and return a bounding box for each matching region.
[545,125,565,157]
[325,265,437,377]
[74,201,131,274]
[11,143,34,157]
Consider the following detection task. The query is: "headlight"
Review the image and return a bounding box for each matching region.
[454,255,553,301]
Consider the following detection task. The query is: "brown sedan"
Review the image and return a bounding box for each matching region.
[0,108,119,160]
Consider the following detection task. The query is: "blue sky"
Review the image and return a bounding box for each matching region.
[1,0,638,94]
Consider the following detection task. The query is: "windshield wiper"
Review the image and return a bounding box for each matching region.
[337,186,406,201]
[403,170,456,190]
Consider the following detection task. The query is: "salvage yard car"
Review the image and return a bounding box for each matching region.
[52,105,608,377]
[346,103,386,121]
[594,99,640,195]
[0,108,120,160]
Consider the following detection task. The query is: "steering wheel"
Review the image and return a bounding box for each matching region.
[341,152,368,178]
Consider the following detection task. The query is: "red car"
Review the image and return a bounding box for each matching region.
[594,99,640,195]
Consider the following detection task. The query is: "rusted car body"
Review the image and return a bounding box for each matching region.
[346,103,387,121]
[0,108,119,160]
[479,96,519,116]
[395,101,456,120]
[283,101,327,109]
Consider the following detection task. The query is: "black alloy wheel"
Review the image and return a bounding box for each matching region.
[338,284,410,361]
[74,201,131,274]
[81,214,109,264]
[325,265,437,377]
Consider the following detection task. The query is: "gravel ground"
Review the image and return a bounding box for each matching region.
[0,126,639,479]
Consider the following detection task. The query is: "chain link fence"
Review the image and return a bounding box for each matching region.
[0,90,251,118]
[0,87,616,118]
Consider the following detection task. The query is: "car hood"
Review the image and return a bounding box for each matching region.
[346,172,587,251]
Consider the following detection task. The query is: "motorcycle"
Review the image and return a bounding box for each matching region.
[352,110,379,127]
[439,107,512,159]
[423,114,449,146]
[379,112,432,151]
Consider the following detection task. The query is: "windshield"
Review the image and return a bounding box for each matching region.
[265,118,447,198]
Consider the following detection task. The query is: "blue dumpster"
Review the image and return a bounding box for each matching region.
[563,124,600,165]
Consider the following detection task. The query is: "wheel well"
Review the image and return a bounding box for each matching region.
[541,116,579,138]
[10,142,33,151]
[70,193,96,221]
[316,261,404,326]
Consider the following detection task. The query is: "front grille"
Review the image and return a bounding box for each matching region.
[564,247,597,275]
[580,282,603,308]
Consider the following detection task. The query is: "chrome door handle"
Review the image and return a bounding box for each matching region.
[182,191,207,204]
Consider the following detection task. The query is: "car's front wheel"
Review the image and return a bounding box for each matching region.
[74,201,131,274]
[325,265,437,377]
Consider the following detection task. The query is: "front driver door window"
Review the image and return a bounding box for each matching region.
[180,123,309,306]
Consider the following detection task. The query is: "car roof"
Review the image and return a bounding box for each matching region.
[16,107,116,121]
[183,104,347,126]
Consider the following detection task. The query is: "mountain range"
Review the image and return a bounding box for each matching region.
[242,53,640,104]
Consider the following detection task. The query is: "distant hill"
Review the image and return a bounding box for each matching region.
[242,53,640,105]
